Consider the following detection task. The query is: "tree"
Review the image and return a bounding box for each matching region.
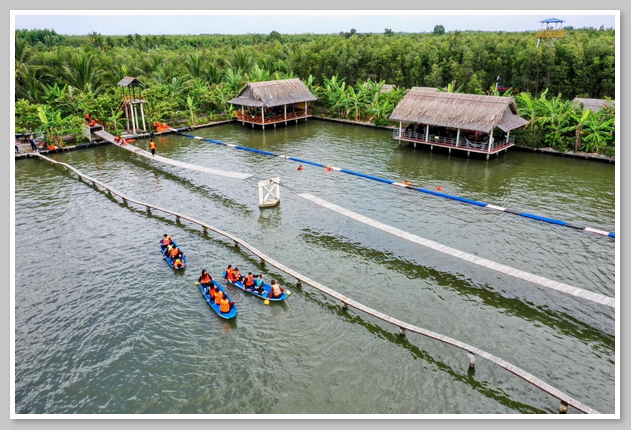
[269,31,282,43]
[433,25,445,35]
[384,28,394,36]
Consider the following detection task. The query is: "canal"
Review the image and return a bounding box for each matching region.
[14,120,615,414]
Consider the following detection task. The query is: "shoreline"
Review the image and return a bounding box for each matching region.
[15,117,614,164]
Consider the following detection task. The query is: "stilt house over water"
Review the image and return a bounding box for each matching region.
[389,90,529,159]
[229,78,317,129]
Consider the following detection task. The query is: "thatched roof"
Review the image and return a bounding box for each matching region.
[390,90,529,133]
[380,84,396,93]
[410,87,438,92]
[228,78,317,108]
[573,98,614,113]
[117,77,143,87]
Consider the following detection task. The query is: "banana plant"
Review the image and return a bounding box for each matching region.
[581,113,614,153]
[186,95,198,125]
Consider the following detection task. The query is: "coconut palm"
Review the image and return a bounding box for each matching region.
[229,48,253,72]
[62,52,105,94]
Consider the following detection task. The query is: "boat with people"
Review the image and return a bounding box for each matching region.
[197,279,237,319]
[161,239,187,270]
[222,266,289,303]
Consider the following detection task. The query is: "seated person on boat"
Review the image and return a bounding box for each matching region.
[254,274,265,294]
[160,234,172,250]
[198,270,213,289]
[243,272,255,291]
[219,295,235,314]
[224,265,234,280]
[173,256,185,269]
[214,289,224,305]
[267,280,285,298]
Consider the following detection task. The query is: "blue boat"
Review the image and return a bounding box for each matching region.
[222,270,288,302]
[161,241,187,270]
[198,280,237,319]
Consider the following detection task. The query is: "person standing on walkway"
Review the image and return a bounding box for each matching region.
[15,140,20,153]
[29,136,37,151]
[149,140,156,156]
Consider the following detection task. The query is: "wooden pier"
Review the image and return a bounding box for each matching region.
[31,152,603,414]
[93,130,252,180]
[299,193,615,309]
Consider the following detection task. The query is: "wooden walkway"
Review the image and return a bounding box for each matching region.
[299,193,615,309]
[31,152,602,414]
[93,130,252,180]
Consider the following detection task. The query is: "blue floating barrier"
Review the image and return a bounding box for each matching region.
[288,157,326,168]
[340,169,394,184]
[609,232,615,238]
[234,146,276,156]
[416,188,488,207]
[565,223,587,230]
[204,138,225,145]
[520,212,567,226]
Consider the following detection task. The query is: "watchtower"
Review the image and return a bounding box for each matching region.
[537,18,565,48]
[117,77,147,134]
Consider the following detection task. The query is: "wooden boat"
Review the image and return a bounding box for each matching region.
[198,280,237,319]
[222,270,288,302]
[161,241,187,270]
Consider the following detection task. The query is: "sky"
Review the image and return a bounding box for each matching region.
[14,13,616,36]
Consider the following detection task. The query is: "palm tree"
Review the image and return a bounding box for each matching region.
[184,54,205,80]
[248,64,270,83]
[62,52,104,94]
[229,48,253,72]
[223,68,245,93]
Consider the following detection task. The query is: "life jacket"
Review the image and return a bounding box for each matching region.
[231,272,240,282]
[150,141,156,150]
[200,273,211,284]
[174,258,183,268]
[209,287,216,299]
[244,275,254,287]
[220,298,231,313]
[89,120,96,127]
[228,270,238,282]
[214,290,223,305]
[271,283,282,298]
[225,268,233,279]
[115,136,121,142]
[169,247,179,258]
[85,114,91,120]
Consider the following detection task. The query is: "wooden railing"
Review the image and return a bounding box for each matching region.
[236,109,312,124]
[32,151,601,415]
[394,130,516,153]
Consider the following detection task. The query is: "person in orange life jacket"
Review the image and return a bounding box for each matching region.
[268,280,284,298]
[297,165,303,171]
[198,270,212,287]
[84,113,91,122]
[214,289,224,305]
[173,257,185,269]
[224,264,233,280]
[160,234,172,251]
[227,267,240,283]
[115,136,121,143]
[89,119,97,127]
[243,272,255,291]
[169,246,182,260]
[208,284,217,300]
[149,140,156,156]
[219,294,235,313]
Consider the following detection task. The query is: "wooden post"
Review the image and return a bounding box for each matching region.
[506,130,510,144]
[284,104,287,122]
[140,102,147,132]
[176,216,181,223]
[456,129,460,147]
[130,103,137,133]
[262,107,265,125]
[242,106,245,126]
[399,327,406,336]
[489,134,494,153]
[425,124,429,142]
[305,101,308,121]
[559,401,568,414]
[398,121,402,140]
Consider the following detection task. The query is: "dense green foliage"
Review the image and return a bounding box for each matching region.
[14,28,615,154]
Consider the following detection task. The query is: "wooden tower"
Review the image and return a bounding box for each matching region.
[537,18,565,48]
[117,77,147,134]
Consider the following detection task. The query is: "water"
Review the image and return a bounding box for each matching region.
[14,121,615,414]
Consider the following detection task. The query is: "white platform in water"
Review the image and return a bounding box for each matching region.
[258,177,280,208]
[299,193,615,308]
[94,130,251,179]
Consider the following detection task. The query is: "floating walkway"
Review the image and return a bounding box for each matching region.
[32,152,602,414]
[174,131,615,240]
[300,193,615,309]
[94,130,251,180]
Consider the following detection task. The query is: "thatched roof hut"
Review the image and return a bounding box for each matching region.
[229,78,317,108]
[410,86,438,92]
[117,77,143,87]
[390,90,528,133]
[573,98,614,113]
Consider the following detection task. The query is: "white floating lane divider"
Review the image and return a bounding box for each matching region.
[299,193,615,309]
[174,131,615,240]
[94,130,251,180]
[33,153,604,414]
